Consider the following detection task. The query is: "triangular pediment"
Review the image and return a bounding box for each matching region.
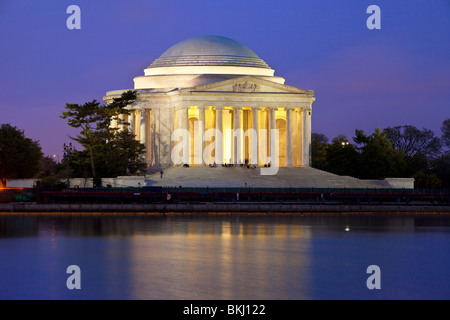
[179,76,314,95]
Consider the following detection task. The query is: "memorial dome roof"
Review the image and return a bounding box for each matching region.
[147,35,271,69]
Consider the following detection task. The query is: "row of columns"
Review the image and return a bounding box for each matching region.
[121,105,311,167]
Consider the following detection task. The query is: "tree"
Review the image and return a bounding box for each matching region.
[431,154,450,188]
[383,125,441,176]
[0,124,43,186]
[61,100,103,180]
[38,156,67,189]
[39,156,58,176]
[311,133,329,170]
[98,130,146,177]
[61,90,146,185]
[413,170,442,189]
[383,125,441,158]
[441,118,450,150]
[435,119,450,188]
[326,135,360,177]
[64,149,91,182]
[354,128,406,179]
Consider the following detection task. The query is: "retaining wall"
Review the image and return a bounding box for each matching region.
[0,203,448,214]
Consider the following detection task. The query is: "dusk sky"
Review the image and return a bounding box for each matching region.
[0,0,449,158]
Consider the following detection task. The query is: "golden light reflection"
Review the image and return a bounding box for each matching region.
[220,221,233,239]
[129,220,312,299]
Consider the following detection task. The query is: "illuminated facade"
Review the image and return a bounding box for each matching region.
[104,35,315,169]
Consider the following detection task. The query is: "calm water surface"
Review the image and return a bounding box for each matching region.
[0,214,449,300]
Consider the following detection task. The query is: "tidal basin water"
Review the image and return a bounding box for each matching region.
[0,213,449,300]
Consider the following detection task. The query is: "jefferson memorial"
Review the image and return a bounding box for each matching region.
[104,35,315,169]
[6,35,414,188]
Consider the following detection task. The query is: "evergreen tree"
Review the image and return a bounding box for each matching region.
[354,128,406,179]
[311,133,329,170]
[100,130,146,177]
[60,90,146,185]
[326,135,360,177]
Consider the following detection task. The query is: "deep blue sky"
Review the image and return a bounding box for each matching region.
[0,0,449,157]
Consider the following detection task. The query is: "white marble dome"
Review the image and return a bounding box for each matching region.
[148,35,271,69]
[134,35,285,89]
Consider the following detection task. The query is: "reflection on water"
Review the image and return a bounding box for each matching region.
[0,214,449,299]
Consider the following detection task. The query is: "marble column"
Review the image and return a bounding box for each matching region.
[286,107,294,167]
[176,107,181,131]
[293,109,301,166]
[215,106,224,164]
[148,109,154,165]
[303,107,312,167]
[198,106,207,165]
[181,106,190,164]
[111,118,117,130]
[269,107,277,164]
[119,114,126,132]
[251,107,260,165]
[182,106,190,132]
[139,109,147,160]
[233,107,242,165]
[139,109,146,145]
[129,110,135,136]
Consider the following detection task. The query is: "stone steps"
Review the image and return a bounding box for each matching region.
[145,166,388,188]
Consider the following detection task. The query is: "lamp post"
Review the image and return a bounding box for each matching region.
[64,143,73,188]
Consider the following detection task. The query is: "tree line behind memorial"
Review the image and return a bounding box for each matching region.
[311,121,450,188]
[0,89,449,188]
